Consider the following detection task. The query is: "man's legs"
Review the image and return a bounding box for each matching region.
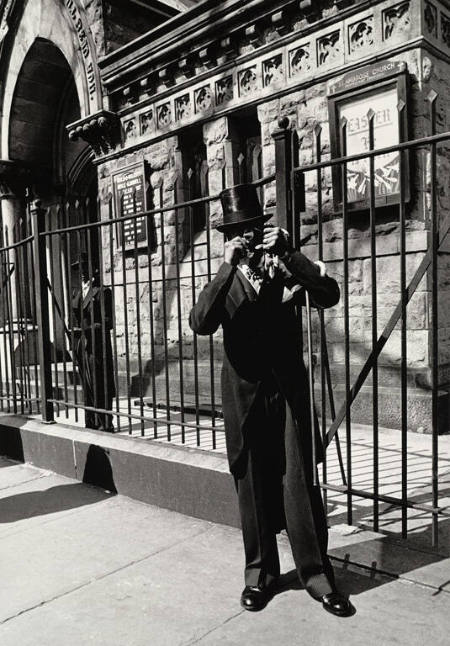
[283,401,335,598]
[234,391,284,588]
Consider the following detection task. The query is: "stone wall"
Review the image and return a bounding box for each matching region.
[93,0,450,429]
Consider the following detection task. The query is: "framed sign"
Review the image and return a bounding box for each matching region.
[328,62,409,211]
[112,162,149,251]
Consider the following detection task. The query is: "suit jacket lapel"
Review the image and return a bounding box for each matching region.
[225,268,257,319]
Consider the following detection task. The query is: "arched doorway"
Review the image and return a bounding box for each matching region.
[7,37,98,356]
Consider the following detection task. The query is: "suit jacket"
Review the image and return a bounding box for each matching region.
[189,251,340,474]
[72,281,115,399]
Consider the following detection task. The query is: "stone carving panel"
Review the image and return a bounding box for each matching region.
[383,2,410,40]
[157,103,172,128]
[216,76,234,105]
[195,85,213,113]
[317,31,341,66]
[424,2,437,37]
[140,109,154,135]
[289,43,311,77]
[238,66,258,97]
[175,94,192,121]
[262,54,284,87]
[124,118,137,141]
[348,17,374,53]
[441,12,450,48]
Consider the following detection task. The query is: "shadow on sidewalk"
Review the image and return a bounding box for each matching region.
[0,443,117,522]
[0,482,113,522]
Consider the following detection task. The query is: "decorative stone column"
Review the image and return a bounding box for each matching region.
[0,161,30,321]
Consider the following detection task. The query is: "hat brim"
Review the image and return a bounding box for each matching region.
[216,212,271,233]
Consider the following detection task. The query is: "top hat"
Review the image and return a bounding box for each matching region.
[217,183,270,233]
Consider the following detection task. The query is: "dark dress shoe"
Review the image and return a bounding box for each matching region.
[320,592,354,617]
[240,583,275,612]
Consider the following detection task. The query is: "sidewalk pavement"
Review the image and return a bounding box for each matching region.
[0,456,449,646]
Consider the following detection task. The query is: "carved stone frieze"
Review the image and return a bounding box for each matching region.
[215,76,234,106]
[195,85,213,114]
[441,11,450,48]
[157,103,172,128]
[238,66,258,97]
[424,1,437,37]
[348,17,374,53]
[317,30,341,66]
[262,54,284,87]
[140,109,155,136]
[175,93,192,121]
[383,2,410,41]
[67,110,121,156]
[289,43,311,77]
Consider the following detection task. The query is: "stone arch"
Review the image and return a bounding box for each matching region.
[1,0,102,161]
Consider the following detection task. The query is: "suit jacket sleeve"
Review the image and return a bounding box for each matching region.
[284,251,340,309]
[189,262,236,335]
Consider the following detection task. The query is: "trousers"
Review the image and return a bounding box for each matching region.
[234,387,335,598]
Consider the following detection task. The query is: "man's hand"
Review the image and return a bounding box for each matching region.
[224,237,247,266]
[255,225,292,257]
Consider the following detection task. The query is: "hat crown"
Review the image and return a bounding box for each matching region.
[217,183,268,232]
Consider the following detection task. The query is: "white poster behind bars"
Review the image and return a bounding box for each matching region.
[338,87,400,203]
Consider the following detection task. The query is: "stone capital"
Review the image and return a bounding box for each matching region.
[67,110,121,157]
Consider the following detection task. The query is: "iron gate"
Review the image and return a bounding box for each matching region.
[0,108,448,546]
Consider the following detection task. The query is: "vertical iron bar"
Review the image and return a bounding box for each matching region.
[64,201,79,422]
[87,222,98,429]
[341,118,352,525]
[188,177,200,444]
[120,216,132,434]
[47,213,60,417]
[0,247,10,411]
[4,229,17,413]
[55,205,69,418]
[0,249,5,411]
[145,198,157,437]
[173,179,185,443]
[398,99,408,539]
[315,124,327,503]
[31,201,53,422]
[97,212,109,433]
[132,192,145,436]
[108,197,121,432]
[368,109,379,532]
[14,232,25,414]
[428,91,439,547]
[27,197,40,413]
[206,172,216,449]
[306,291,317,485]
[159,183,171,440]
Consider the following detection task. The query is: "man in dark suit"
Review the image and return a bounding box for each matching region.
[189,184,352,617]
[72,253,115,432]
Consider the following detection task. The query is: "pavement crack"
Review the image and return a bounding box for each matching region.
[184,609,245,645]
[0,525,213,626]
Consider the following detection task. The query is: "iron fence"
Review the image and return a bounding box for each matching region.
[0,109,447,546]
